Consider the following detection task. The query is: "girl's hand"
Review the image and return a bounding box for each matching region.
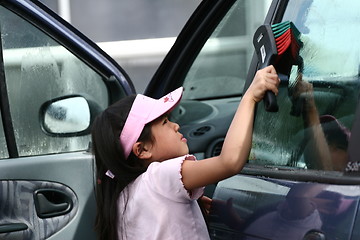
[182,66,279,190]
[199,195,212,215]
[246,65,280,103]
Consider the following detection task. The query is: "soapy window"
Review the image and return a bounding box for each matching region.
[249,0,360,172]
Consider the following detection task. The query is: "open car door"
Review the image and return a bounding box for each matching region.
[0,1,134,239]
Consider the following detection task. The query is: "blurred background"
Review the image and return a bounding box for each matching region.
[39,0,270,93]
[38,0,201,93]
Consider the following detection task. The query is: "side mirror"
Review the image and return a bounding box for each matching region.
[42,96,91,136]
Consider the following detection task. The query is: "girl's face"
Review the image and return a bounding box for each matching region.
[148,115,189,162]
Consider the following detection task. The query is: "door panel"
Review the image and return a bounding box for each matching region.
[1,180,78,239]
[0,153,96,240]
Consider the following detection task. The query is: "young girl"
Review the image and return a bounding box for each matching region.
[91,65,280,240]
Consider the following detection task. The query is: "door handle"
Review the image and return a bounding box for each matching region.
[34,189,73,218]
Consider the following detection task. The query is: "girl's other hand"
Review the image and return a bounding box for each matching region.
[199,195,212,215]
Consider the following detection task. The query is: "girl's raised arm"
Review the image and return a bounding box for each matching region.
[181,65,280,190]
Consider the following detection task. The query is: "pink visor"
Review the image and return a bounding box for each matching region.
[120,87,183,159]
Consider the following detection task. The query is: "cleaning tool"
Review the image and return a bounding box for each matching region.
[253,21,303,112]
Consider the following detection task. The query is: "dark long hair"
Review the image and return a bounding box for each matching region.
[91,95,153,240]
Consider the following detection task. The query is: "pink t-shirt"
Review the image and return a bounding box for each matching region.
[117,155,210,240]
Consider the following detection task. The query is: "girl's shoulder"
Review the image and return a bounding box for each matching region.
[151,154,197,166]
[145,154,197,175]
[135,154,203,201]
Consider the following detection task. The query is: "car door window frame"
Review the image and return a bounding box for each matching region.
[0,1,132,158]
[0,27,13,158]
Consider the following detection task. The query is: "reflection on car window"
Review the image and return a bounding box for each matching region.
[0,6,109,156]
[250,0,360,173]
[211,175,360,240]
[182,1,269,100]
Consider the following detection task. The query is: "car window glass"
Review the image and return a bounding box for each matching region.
[169,0,269,161]
[250,0,360,173]
[0,6,109,156]
[182,1,268,100]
